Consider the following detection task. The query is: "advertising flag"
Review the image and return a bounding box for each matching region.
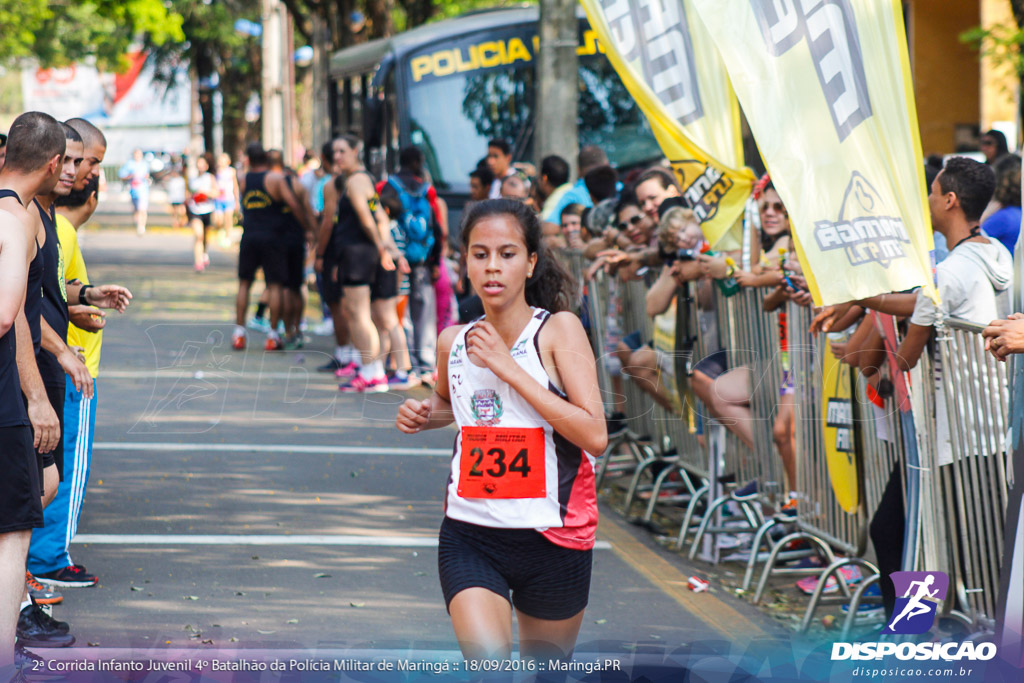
[690,0,937,306]
[579,0,755,248]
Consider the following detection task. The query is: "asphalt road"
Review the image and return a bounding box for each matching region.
[32,226,850,679]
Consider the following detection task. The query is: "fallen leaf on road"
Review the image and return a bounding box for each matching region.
[130,586,143,592]
[202,639,214,645]
[313,573,331,579]
[350,602,365,608]
[257,630,276,635]
[286,619,298,624]
[230,637,239,643]
[594,619,607,624]
[185,596,199,600]
[88,642,100,647]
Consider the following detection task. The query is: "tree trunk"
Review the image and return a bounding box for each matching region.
[535,0,578,174]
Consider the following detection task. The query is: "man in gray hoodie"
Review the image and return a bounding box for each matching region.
[897,155,1012,370]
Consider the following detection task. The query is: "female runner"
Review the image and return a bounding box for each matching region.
[396,199,607,661]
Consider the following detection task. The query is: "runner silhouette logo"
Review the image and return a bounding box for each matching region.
[883,571,948,634]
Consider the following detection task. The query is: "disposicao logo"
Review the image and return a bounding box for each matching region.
[883,571,948,635]
[831,570,998,663]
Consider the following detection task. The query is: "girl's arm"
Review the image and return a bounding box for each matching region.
[396,325,461,433]
[465,314,608,455]
[646,265,677,317]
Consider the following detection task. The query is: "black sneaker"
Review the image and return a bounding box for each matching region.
[16,605,74,648]
[33,565,97,588]
[316,357,343,373]
[15,643,43,669]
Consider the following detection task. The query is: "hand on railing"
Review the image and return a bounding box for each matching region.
[983,312,1024,361]
[697,253,729,279]
[810,302,852,334]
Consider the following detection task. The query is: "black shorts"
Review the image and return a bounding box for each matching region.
[286,238,306,291]
[693,349,728,380]
[321,251,343,304]
[239,232,289,285]
[0,425,44,532]
[38,381,65,482]
[370,265,399,301]
[438,517,592,621]
[189,211,212,228]
[337,242,380,288]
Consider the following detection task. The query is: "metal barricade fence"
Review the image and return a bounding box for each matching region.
[936,318,1014,632]
[687,286,787,561]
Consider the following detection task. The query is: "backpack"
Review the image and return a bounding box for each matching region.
[387,175,435,264]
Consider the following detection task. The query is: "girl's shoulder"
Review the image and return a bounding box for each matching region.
[437,324,466,353]
[538,311,585,349]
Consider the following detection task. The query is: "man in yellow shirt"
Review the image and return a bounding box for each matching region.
[27,119,122,591]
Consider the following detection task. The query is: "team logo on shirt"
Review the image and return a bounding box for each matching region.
[449,343,464,367]
[471,389,503,426]
[511,338,528,358]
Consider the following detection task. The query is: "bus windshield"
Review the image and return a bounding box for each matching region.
[405,33,660,191]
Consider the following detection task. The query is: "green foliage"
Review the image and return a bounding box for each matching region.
[960,23,1024,80]
[0,0,183,70]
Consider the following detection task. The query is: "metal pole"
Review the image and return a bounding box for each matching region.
[311,13,331,151]
[535,0,579,175]
[261,0,285,151]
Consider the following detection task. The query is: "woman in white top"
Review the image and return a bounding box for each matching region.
[214,152,240,237]
[396,199,606,662]
[188,153,219,272]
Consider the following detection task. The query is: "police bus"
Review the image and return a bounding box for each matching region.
[328,6,660,210]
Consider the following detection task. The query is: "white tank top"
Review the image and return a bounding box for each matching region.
[445,308,598,550]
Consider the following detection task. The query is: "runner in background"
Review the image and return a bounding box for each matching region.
[214,153,240,247]
[118,149,150,236]
[396,199,606,661]
[188,154,218,273]
[164,160,187,229]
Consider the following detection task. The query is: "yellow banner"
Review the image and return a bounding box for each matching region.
[690,0,937,306]
[579,0,755,249]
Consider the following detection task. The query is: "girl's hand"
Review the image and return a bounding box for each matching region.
[396,398,432,433]
[465,321,517,380]
[698,254,729,279]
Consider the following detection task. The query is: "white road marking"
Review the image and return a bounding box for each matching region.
[72,534,611,550]
[93,442,450,456]
[103,370,321,380]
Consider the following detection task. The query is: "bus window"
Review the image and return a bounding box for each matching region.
[404,47,657,193]
[577,59,661,171]
[408,65,534,191]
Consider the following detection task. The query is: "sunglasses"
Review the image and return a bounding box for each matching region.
[759,201,787,214]
[617,214,644,231]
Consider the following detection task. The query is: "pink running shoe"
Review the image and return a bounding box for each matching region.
[339,374,388,393]
[334,362,358,379]
[796,564,863,595]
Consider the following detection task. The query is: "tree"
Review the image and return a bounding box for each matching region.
[0,0,183,70]
[149,0,262,159]
[961,1,1024,145]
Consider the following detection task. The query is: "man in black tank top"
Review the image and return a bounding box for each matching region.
[268,151,316,347]
[0,111,72,665]
[233,143,314,351]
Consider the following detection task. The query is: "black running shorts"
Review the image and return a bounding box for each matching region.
[38,380,65,482]
[337,242,379,288]
[0,425,44,532]
[239,232,289,285]
[370,264,399,301]
[438,517,592,621]
[286,238,305,291]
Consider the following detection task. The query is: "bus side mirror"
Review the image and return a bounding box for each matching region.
[364,97,384,148]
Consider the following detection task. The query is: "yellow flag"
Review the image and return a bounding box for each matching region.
[579,0,755,249]
[690,0,937,306]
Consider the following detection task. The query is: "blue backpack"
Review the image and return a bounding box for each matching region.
[387,175,435,264]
